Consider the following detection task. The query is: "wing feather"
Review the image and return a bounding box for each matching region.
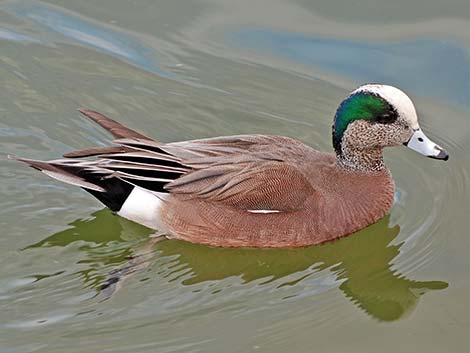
[159,136,316,211]
[56,121,316,211]
[78,109,152,140]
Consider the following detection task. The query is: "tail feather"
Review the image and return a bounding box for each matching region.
[12,156,105,192]
[78,109,153,140]
[11,156,133,212]
[10,109,162,212]
[63,146,129,158]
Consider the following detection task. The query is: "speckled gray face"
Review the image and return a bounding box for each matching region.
[338,84,449,163]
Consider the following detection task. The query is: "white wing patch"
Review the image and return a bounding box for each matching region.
[247,210,281,214]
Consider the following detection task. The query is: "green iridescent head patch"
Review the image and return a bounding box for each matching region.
[332,92,397,154]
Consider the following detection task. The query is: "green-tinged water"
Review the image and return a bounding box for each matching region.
[0,0,469,352]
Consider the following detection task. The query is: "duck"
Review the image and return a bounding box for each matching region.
[12,84,449,247]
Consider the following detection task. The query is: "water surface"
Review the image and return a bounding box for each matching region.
[1,0,469,352]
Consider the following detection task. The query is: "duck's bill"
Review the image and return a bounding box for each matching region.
[404,129,449,160]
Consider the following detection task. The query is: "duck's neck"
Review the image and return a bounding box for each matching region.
[336,142,386,173]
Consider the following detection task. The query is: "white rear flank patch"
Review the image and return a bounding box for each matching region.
[247,209,281,214]
[118,187,166,230]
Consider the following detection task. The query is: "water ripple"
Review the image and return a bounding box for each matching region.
[0,27,40,43]
[231,29,470,110]
[3,1,175,79]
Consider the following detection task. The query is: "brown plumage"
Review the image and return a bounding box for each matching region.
[77,109,152,140]
[12,84,448,247]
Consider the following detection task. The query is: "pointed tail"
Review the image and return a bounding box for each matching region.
[10,155,133,212]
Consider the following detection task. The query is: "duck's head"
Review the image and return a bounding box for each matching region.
[333,84,449,170]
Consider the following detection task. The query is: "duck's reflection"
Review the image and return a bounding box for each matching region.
[27,209,447,321]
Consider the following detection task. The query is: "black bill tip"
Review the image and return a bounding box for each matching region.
[428,148,449,161]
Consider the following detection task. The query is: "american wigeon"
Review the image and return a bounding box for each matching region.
[13,84,449,247]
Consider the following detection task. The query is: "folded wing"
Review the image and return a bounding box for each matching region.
[16,111,316,213]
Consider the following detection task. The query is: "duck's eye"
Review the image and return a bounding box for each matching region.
[375,111,397,124]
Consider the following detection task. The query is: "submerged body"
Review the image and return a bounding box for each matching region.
[13,84,448,247]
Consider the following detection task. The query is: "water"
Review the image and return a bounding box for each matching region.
[1,0,469,352]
